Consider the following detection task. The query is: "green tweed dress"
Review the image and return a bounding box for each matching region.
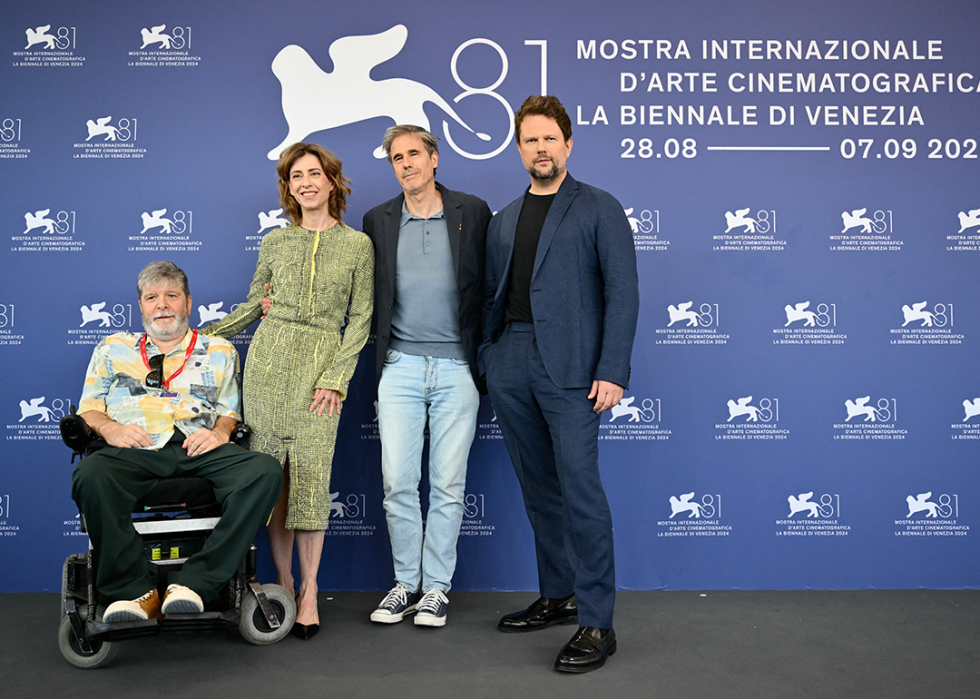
[204,223,374,530]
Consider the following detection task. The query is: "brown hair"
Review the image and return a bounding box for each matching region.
[276,142,351,225]
[514,95,573,144]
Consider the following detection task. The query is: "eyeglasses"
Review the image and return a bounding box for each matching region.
[145,353,164,388]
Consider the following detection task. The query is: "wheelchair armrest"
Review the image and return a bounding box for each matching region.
[59,406,92,455]
[231,423,251,445]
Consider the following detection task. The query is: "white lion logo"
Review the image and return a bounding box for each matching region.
[267,25,490,160]
[724,208,756,233]
[844,396,877,423]
[956,207,980,233]
[198,303,228,327]
[667,301,699,327]
[140,25,172,49]
[24,209,56,235]
[669,493,706,519]
[787,492,820,518]
[784,301,817,327]
[25,25,57,50]
[85,116,120,142]
[257,208,289,235]
[80,302,113,328]
[841,208,874,233]
[19,397,54,423]
[727,397,760,422]
[608,396,642,423]
[140,209,174,235]
[906,493,939,518]
[901,301,936,327]
[963,398,980,422]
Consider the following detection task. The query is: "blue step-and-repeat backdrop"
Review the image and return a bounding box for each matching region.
[2,0,978,592]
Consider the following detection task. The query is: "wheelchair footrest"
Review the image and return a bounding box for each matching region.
[85,611,239,642]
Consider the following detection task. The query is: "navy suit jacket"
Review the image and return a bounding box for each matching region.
[363,182,492,394]
[479,173,639,390]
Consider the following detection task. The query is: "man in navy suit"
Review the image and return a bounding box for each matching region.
[479,96,639,673]
[363,125,492,628]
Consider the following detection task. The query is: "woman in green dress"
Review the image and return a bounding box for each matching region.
[203,142,374,638]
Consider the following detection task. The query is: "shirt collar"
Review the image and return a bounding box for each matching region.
[400,199,445,227]
[140,327,195,355]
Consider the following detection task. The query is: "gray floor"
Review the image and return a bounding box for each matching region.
[4,590,979,698]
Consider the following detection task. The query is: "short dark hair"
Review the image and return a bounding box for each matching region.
[514,95,573,144]
[137,261,189,298]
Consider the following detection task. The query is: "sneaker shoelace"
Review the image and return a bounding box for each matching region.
[381,585,411,610]
[417,590,447,614]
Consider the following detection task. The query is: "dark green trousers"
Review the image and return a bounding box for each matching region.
[71,435,282,602]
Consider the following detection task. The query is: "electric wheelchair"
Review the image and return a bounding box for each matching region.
[57,408,296,669]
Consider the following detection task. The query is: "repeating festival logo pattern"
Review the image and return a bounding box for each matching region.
[775,492,850,537]
[13,24,86,68]
[889,301,964,345]
[714,207,786,251]
[601,393,670,441]
[626,206,670,252]
[6,396,72,441]
[715,396,789,440]
[773,301,847,346]
[656,301,730,345]
[833,396,906,440]
[0,302,23,348]
[894,492,968,538]
[0,117,29,159]
[128,208,201,253]
[128,24,200,67]
[949,206,980,252]
[830,207,903,251]
[11,209,85,253]
[324,491,375,537]
[657,492,731,538]
[459,493,495,538]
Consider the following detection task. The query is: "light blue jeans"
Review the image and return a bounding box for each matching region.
[378,350,480,593]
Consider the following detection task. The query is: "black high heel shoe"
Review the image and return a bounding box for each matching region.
[291,621,320,640]
[292,588,319,639]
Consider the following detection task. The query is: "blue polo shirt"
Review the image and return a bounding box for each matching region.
[389,202,464,360]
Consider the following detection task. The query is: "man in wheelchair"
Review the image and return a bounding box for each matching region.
[70,261,283,624]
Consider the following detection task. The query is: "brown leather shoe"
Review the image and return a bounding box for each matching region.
[498,594,577,633]
[554,626,617,673]
[103,589,163,623]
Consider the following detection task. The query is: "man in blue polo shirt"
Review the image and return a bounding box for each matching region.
[362,125,492,627]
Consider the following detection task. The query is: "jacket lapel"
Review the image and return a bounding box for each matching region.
[382,194,403,291]
[439,184,462,278]
[495,201,520,303]
[532,174,578,281]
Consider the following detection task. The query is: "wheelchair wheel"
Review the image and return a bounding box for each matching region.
[239,584,296,645]
[58,605,117,669]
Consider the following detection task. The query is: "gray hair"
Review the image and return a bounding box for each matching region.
[137,261,190,298]
[381,124,440,163]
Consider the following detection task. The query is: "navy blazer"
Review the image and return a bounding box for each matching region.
[363,182,492,394]
[479,173,639,390]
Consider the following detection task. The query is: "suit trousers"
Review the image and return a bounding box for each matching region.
[486,323,615,629]
[71,435,283,603]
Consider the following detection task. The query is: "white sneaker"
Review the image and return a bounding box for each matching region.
[161,584,204,614]
[104,589,162,623]
[414,589,448,627]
